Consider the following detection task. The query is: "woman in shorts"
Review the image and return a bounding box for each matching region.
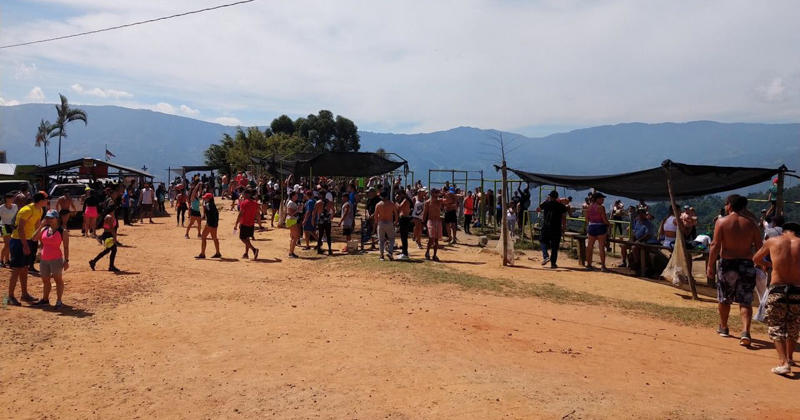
[197,193,221,259]
[286,191,301,258]
[82,189,100,238]
[184,182,203,239]
[585,192,611,272]
[175,186,188,226]
[32,210,69,308]
[1,192,19,267]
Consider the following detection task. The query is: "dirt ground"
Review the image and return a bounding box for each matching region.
[1,206,798,419]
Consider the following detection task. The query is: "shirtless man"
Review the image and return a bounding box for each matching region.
[374,191,398,261]
[753,222,800,374]
[708,195,763,346]
[396,190,412,260]
[423,189,444,261]
[442,188,458,243]
[56,191,77,230]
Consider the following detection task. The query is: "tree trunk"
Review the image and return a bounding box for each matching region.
[57,133,63,164]
[501,161,510,266]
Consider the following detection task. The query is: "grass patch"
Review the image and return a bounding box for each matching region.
[332,254,762,332]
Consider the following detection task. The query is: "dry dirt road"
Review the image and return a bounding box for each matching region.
[1,208,798,419]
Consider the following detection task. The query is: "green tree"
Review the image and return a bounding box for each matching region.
[294,110,360,152]
[35,119,56,166]
[50,94,88,164]
[203,134,235,173]
[265,132,311,156]
[270,115,295,135]
[375,147,387,158]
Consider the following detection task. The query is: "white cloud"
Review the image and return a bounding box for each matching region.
[71,83,133,99]
[25,87,46,102]
[0,98,21,106]
[179,105,199,116]
[14,62,37,79]
[154,102,176,114]
[211,117,242,126]
[759,78,787,102]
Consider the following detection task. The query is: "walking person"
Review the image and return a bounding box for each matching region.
[585,192,611,271]
[753,221,800,375]
[89,205,120,272]
[55,191,77,231]
[185,183,203,239]
[82,189,100,238]
[233,189,259,260]
[411,189,425,249]
[423,189,444,261]
[374,190,399,261]
[1,193,19,267]
[538,190,568,269]
[5,192,47,306]
[708,195,762,346]
[138,182,155,224]
[396,189,412,260]
[339,192,355,253]
[286,191,301,258]
[175,186,188,227]
[32,210,69,308]
[121,187,132,225]
[301,190,317,250]
[196,193,221,259]
[312,189,335,255]
[463,190,475,235]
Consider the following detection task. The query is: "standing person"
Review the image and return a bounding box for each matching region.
[1,193,19,268]
[708,195,762,346]
[175,186,188,227]
[32,210,69,308]
[286,191,301,258]
[339,192,355,253]
[168,183,177,208]
[396,189,412,260]
[374,191,399,261]
[13,183,30,209]
[233,189,259,260]
[184,183,203,239]
[765,177,779,217]
[538,190,568,269]
[611,200,626,238]
[83,189,100,238]
[411,189,425,249]
[221,174,230,199]
[312,189,335,256]
[6,192,46,306]
[485,189,495,227]
[753,221,800,375]
[56,191,77,231]
[89,206,120,272]
[121,187,132,225]
[443,188,458,243]
[197,193,221,259]
[270,184,281,228]
[463,191,475,235]
[301,190,317,250]
[365,188,381,249]
[585,192,611,271]
[156,183,167,215]
[138,182,155,224]
[423,189,444,261]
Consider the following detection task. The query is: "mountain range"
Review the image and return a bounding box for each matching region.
[1,104,797,192]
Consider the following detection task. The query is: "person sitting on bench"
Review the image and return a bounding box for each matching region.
[620,208,658,273]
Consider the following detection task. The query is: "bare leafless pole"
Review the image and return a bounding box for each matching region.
[486,130,516,266]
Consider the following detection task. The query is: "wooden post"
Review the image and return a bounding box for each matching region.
[663,162,699,300]
[776,169,786,216]
[501,161,510,266]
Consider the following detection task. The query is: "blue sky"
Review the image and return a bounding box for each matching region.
[1,0,799,136]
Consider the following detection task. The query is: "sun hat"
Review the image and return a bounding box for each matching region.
[45,209,59,219]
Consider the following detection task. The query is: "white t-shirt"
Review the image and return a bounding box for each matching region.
[694,234,711,247]
[141,188,154,204]
[0,204,18,225]
[286,200,298,219]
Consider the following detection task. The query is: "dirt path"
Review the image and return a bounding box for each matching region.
[1,208,797,419]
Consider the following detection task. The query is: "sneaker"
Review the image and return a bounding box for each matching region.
[195,254,206,259]
[184,234,190,239]
[432,255,440,262]
[717,326,730,337]
[328,250,333,256]
[771,364,791,375]
[54,301,63,309]
[20,294,37,302]
[425,252,430,260]
[253,248,259,260]
[289,253,298,259]
[541,257,550,266]
[387,253,394,261]
[397,254,409,261]
[7,296,21,306]
[379,256,385,261]
[89,260,96,271]
[550,264,559,269]
[109,267,121,273]
[618,262,628,268]
[211,253,222,259]
[242,253,249,259]
[740,332,752,347]
[32,299,50,306]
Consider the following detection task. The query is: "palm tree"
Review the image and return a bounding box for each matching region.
[35,119,56,166]
[51,94,88,164]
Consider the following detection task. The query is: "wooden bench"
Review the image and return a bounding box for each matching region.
[574,235,711,286]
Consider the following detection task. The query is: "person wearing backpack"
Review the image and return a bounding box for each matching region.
[312,188,336,256]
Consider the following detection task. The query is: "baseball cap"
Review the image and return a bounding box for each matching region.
[39,191,48,198]
[548,190,559,198]
[683,205,690,209]
[203,193,213,200]
[44,209,59,219]
[773,177,779,184]
[592,192,606,200]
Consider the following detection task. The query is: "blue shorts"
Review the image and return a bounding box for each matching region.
[587,224,608,237]
[9,239,35,268]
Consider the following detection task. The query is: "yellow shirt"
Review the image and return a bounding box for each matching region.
[11,204,42,240]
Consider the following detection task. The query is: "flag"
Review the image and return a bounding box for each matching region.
[106,148,116,158]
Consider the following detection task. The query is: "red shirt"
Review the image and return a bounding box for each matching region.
[239,199,259,227]
[464,196,475,215]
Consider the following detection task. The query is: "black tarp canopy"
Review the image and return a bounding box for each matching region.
[506,160,788,200]
[253,152,407,178]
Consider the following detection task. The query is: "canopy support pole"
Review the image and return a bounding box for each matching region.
[664,163,699,300]
[776,170,786,216]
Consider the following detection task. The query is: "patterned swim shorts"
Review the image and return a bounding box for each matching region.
[716,259,756,305]
[765,286,800,342]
